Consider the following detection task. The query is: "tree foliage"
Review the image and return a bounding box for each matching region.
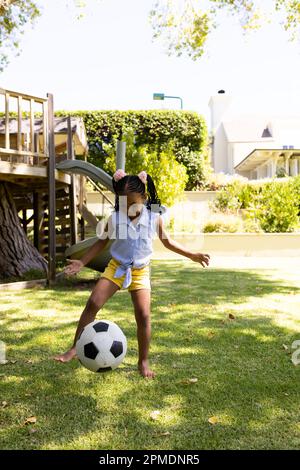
[149,0,300,60]
[0,1,40,72]
[0,0,86,71]
[1,1,300,71]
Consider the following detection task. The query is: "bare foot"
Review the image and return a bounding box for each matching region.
[54,347,76,363]
[138,360,156,379]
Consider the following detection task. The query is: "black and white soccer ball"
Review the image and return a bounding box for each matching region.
[76,320,127,373]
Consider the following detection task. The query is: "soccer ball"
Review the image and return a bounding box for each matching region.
[76,320,127,373]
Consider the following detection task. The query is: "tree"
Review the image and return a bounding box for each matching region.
[0,183,48,279]
[149,0,300,60]
[0,0,86,72]
[0,1,40,72]
[1,1,300,71]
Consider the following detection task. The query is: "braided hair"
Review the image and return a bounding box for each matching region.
[112,173,162,213]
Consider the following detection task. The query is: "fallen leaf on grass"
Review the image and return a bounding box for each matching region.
[208,332,215,339]
[172,363,185,369]
[10,360,17,364]
[153,432,171,438]
[1,401,8,408]
[282,344,289,351]
[208,416,219,425]
[24,416,37,425]
[180,378,198,385]
[150,410,161,421]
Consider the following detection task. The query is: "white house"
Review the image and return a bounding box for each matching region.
[209,91,300,180]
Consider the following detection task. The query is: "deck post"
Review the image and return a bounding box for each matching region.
[47,93,56,285]
[33,191,42,252]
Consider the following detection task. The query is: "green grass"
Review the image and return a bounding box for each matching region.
[1,260,300,450]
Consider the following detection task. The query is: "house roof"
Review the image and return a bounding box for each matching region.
[235,148,300,173]
[0,116,88,155]
[223,116,300,143]
[223,118,274,143]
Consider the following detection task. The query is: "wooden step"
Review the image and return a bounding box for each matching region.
[41,235,71,245]
[43,227,71,236]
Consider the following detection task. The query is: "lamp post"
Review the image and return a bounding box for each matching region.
[153,92,183,110]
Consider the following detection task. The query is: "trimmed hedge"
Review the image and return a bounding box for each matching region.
[54,110,210,190]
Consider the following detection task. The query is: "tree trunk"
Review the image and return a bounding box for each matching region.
[0,182,48,279]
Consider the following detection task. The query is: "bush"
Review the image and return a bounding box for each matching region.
[174,145,212,190]
[290,175,300,217]
[54,110,210,190]
[101,128,188,207]
[203,214,244,233]
[205,172,247,191]
[212,177,300,233]
[212,180,244,213]
[253,181,299,233]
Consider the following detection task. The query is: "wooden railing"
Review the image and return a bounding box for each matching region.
[0,87,49,165]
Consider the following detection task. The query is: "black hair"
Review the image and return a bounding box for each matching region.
[112,173,162,213]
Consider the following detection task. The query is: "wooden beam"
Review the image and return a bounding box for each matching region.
[17,95,22,154]
[0,147,46,158]
[33,191,43,252]
[1,88,47,103]
[0,279,47,291]
[30,99,35,153]
[5,93,10,149]
[47,93,56,285]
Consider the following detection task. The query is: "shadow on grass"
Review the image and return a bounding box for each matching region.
[1,262,300,449]
[2,314,300,450]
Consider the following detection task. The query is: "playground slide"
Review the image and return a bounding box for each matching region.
[56,159,113,191]
[56,159,114,272]
[65,236,113,272]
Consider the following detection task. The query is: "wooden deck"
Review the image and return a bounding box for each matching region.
[0,160,71,187]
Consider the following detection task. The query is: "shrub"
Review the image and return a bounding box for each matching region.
[203,214,244,233]
[174,145,212,190]
[101,128,188,207]
[211,177,300,233]
[290,175,300,217]
[253,181,299,233]
[212,180,244,213]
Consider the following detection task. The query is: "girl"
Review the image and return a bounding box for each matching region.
[55,169,210,378]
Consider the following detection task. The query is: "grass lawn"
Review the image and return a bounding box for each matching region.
[1,260,300,450]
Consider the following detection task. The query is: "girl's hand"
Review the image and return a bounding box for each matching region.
[189,252,210,267]
[64,259,84,276]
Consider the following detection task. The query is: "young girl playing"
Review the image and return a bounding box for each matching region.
[55,169,210,378]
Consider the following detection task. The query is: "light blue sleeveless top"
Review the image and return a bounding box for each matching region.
[109,204,164,288]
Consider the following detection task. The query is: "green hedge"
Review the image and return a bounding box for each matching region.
[213,176,300,233]
[54,110,210,190]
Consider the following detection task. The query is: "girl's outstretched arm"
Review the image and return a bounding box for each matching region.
[64,216,112,275]
[156,216,210,268]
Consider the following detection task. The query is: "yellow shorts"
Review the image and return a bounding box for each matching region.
[100,257,151,291]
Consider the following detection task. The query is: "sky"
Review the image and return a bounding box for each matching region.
[1,0,300,129]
